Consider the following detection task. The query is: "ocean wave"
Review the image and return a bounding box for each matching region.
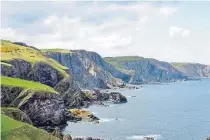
[126,95,137,98]
[126,134,161,140]
[99,118,124,122]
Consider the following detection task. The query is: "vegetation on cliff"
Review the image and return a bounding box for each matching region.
[1,114,59,140]
[1,40,69,77]
[41,48,72,54]
[1,76,57,93]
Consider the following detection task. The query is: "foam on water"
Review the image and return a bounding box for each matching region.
[99,118,124,122]
[126,134,161,140]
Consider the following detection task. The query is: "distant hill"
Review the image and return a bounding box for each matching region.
[171,62,210,78]
[105,56,187,84]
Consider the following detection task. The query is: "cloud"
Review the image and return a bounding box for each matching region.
[1,1,210,65]
[169,26,191,37]
[159,6,177,16]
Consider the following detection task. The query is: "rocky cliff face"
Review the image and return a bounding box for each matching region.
[43,50,130,89]
[1,85,71,127]
[171,63,210,78]
[105,56,187,84]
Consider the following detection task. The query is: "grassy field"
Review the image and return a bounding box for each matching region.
[0,40,69,77]
[1,114,59,140]
[41,48,72,54]
[1,76,57,93]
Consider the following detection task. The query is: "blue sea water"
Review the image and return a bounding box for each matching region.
[63,79,210,140]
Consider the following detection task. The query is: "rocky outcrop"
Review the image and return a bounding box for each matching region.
[1,85,72,128]
[69,109,99,123]
[1,59,86,108]
[43,50,130,89]
[171,63,210,78]
[84,90,127,104]
[105,56,188,84]
[109,92,127,103]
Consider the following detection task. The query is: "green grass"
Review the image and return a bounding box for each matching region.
[41,48,72,54]
[1,114,59,140]
[1,107,32,124]
[1,40,69,77]
[0,62,12,67]
[104,56,143,74]
[1,76,57,94]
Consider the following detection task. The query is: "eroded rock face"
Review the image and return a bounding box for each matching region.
[19,91,67,127]
[1,60,63,87]
[171,63,210,78]
[0,86,23,106]
[1,59,87,108]
[1,86,74,128]
[44,50,130,89]
[122,59,187,84]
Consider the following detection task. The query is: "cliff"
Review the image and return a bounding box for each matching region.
[0,40,86,108]
[43,49,130,89]
[171,62,210,78]
[105,56,187,84]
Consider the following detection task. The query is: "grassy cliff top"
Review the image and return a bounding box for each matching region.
[0,40,69,77]
[104,56,144,74]
[41,48,72,54]
[1,114,59,140]
[105,56,144,63]
[1,76,57,94]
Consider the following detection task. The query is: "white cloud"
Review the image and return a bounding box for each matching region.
[159,7,177,16]
[169,26,191,37]
[1,1,210,65]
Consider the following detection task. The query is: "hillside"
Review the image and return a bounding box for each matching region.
[43,49,130,89]
[1,40,86,108]
[1,114,59,140]
[0,76,70,128]
[171,62,210,78]
[105,56,187,84]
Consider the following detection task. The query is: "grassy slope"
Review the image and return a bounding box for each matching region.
[104,56,144,75]
[41,48,72,54]
[0,40,69,77]
[1,76,57,94]
[1,114,59,140]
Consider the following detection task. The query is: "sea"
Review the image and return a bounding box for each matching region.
[63,79,210,140]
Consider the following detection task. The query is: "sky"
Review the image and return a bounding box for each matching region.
[1,1,210,64]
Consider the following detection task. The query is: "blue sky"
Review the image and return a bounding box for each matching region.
[1,1,210,64]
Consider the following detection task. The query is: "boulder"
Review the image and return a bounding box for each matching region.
[109,92,127,103]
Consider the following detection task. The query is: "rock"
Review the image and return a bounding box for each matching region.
[63,135,73,140]
[207,137,210,140]
[19,91,68,127]
[52,127,62,139]
[144,137,154,140]
[109,92,127,103]
[69,109,99,123]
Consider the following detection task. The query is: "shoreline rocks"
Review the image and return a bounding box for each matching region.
[69,109,99,123]
[83,89,128,105]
